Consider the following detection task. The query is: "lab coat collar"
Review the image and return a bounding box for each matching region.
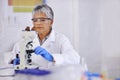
[41,29,55,47]
[47,29,55,42]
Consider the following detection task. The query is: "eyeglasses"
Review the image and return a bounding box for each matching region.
[31,18,51,22]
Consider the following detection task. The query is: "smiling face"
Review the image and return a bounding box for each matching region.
[32,12,53,36]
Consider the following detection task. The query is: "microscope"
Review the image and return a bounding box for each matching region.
[14,27,39,70]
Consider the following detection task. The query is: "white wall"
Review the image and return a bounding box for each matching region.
[0,0,33,52]
[101,0,120,78]
[78,0,102,73]
[78,0,120,78]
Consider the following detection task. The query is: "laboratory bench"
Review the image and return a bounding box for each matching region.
[0,64,85,80]
[0,64,118,80]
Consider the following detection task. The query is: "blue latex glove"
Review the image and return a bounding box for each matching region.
[13,58,20,65]
[34,46,53,62]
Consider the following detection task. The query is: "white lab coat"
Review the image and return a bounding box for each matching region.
[10,30,81,68]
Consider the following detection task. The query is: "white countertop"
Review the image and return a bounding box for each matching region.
[0,64,85,80]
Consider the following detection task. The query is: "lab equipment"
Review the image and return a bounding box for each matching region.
[0,65,14,80]
[34,46,53,62]
[14,30,38,70]
[15,68,51,76]
[84,71,102,80]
